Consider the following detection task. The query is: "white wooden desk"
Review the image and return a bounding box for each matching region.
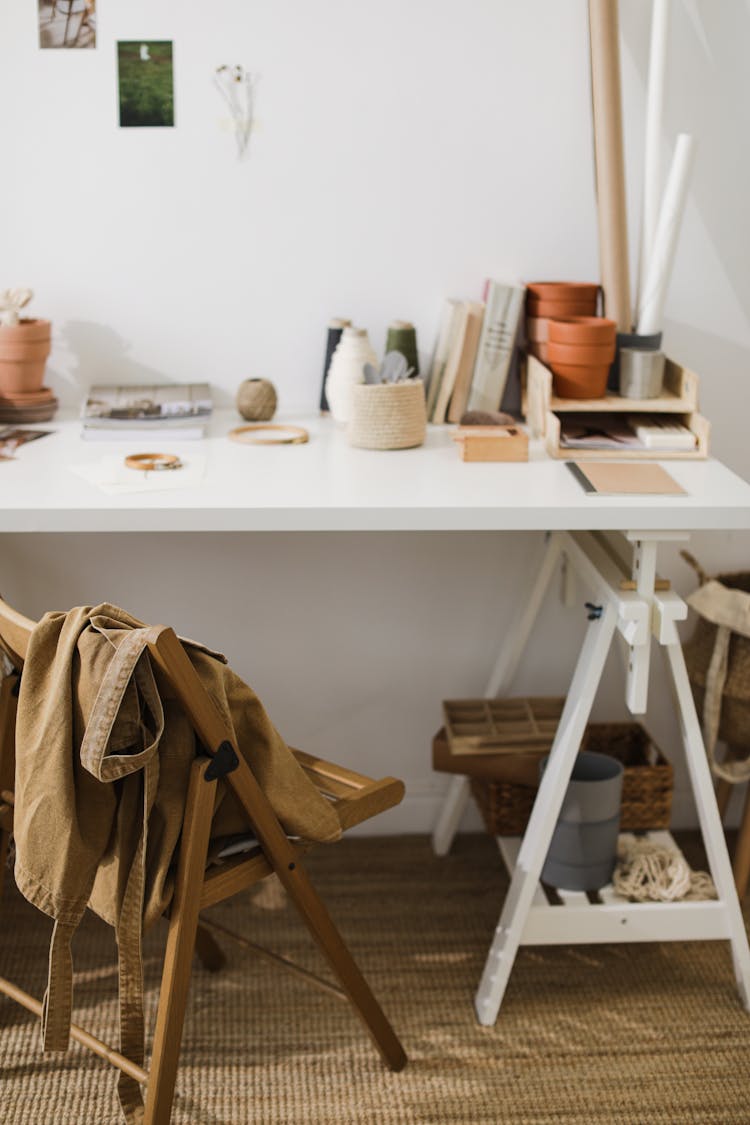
[2,412,750,1025]
[1,412,750,533]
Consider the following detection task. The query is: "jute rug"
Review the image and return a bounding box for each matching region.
[1,834,749,1124]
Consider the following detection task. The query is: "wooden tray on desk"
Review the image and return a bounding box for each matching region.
[442,696,564,755]
[524,354,710,460]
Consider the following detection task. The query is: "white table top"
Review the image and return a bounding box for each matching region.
[2,412,750,533]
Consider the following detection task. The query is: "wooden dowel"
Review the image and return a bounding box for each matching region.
[0,976,148,1085]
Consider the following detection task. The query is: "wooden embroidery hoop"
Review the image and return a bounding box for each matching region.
[124,453,182,473]
[228,424,309,446]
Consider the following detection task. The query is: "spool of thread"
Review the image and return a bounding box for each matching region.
[385,320,419,377]
[319,318,352,412]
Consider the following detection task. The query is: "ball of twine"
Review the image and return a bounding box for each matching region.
[236,378,278,422]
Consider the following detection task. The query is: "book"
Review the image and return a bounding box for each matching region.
[466,281,524,414]
[431,303,470,424]
[566,461,687,496]
[425,299,464,421]
[82,383,212,440]
[446,301,484,423]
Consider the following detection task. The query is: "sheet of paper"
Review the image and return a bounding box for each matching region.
[567,460,687,496]
[71,454,207,495]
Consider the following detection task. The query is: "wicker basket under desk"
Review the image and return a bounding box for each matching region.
[461,722,674,836]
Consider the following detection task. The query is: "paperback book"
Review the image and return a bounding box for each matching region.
[466,281,524,414]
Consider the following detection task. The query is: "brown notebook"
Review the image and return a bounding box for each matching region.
[566,461,687,496]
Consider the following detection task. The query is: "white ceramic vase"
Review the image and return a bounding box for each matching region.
[324,327,377,424]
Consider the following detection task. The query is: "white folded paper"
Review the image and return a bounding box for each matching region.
[71,454,207,495]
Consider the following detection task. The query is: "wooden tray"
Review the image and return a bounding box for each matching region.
[524,354,709,460]
[442,696,565,755]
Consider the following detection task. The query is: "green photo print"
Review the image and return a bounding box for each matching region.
[117,41,174,128]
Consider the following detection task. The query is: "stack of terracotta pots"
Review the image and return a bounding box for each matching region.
[0,318,57,423]
[526,282,599,365]
[526,281,619,400]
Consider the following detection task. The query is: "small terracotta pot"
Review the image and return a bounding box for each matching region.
[527,281,599,303]
[547,340,615,366]
[526,297,598,318]
[0,319,52,396]
[525,316,549,344]
[547,316,617,346]
[551,363,610,400]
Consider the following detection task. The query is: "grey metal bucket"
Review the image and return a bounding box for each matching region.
[541,751,624,891]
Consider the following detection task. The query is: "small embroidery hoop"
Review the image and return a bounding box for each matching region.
[124,453,183,474]
[228,424,309,446]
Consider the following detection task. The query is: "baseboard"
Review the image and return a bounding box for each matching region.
[347,778,744,836]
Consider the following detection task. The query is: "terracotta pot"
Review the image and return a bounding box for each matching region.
[551,363,610,400]
[0,319,52,396]
[547,340,615,366]
[525,316,549,344]
[547,316,617,346]
[526,297,598,318]
[527,281,599,303]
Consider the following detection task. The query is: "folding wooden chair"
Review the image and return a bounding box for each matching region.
[0,597,407,1124]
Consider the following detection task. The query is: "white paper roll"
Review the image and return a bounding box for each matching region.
[634,0,670,323]
[637,133,695,335]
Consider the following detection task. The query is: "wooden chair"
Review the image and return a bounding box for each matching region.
[715,750,750,901]
[0,597,407,1124]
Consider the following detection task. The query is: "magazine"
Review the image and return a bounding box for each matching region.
[81,383,212,440]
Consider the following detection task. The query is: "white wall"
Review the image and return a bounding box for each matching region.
[1,0,749,832]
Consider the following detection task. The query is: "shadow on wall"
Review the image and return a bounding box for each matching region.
[48,321,174,406]
[621,0,750,326]
[621,1,750,476]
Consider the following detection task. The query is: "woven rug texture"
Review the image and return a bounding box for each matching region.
[0,834,749,1124]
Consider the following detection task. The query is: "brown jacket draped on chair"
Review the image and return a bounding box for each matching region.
[12,604,341,1122]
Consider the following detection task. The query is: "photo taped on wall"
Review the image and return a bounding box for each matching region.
[117,41,175,128]
[38,0,96,50]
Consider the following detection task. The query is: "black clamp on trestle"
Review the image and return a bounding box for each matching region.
[205,740,240,781]
[584,602,603,621]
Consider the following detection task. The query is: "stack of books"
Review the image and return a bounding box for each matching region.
[81,383,212,441]
[424,281,525,423]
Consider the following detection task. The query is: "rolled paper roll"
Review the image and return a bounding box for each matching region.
[319,318,351,413]
[385,320,419,376]
[634,0,671,324]
[637,133,695,335]
[588,0,632,331]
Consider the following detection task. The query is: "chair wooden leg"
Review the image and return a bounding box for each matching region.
[716,777,734,819]
[280,861,407,1071]
[733,784,750,901]
[143,760,216,1125]
[0,828,9,911]
[194,923,226,972]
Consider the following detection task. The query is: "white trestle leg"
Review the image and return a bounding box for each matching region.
[474,601,618,1026]
[470,530,750,1026]
[431,534,564,857]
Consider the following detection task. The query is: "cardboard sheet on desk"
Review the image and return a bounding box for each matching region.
[567,461,687,496]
